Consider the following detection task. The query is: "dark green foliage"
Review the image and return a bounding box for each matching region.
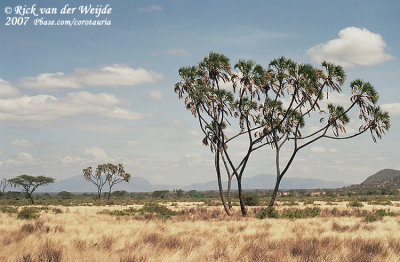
[256,207,320,219]
[151,190,169,199]
[57,191,74,199]
[347,201,363,207]
[0,205,18,213]
[256,207,279,219]
[98,207,137,216]
[175,189,184,198]
[139,202,177,219]
[362,209,396,223]
[112,190,128,198]
[281,207,320,218]
[99,203,177,219]
[243,192,260,206]
[17,207,41,219]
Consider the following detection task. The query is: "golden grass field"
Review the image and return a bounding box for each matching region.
[1,202,400,262]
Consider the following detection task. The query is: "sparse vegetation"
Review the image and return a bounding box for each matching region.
[17,207,41,219]
[0,201,399,261]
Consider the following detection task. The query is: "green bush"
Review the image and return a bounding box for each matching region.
[139,202,177,219]
[243,192,260,206]
[256,207,279,219]
[281,207,320,219]
[362,209,396,222]
[98,203,177,219]
[0,205,18,213]
[347,201,363,207]
[98,207,137,216]
[17,207,40,219]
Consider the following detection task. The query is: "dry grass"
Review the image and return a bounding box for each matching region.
[0,203,399,261]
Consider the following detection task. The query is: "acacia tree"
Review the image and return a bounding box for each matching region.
[83,163,131,200]
[104,164,131,201]
[0,178,11,199]
[175,52,390,216]
[9,175,55,204]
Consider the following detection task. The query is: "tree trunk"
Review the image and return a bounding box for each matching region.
[107,188,112,201]
[268,146,282,208]
[215,150,232,216]
[227,175,233,210]
[237,177,247,216]
[268,177,282,207]
[27,191,34,204]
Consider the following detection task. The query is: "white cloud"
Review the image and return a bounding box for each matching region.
[85,147,109,161]
[61,156,83,164]
[329,148,339,153]
[127,140,139,146]
[0,91,148,121]
[310,146,326,153]
[184,152,202,159]
[188,129,202,137]
[0,79,20,98]
[149,90,163,100]
[138,4,162,12]
[307,27,394,67]
[17,64,163,91]
[381,103,400,115]
[17,152,34,161]
[166,48,189,56]
[11,139,37,147]
[3,152,36,166]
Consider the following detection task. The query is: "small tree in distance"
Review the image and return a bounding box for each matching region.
[0,178,11,199]
[83,163,131,201]
[9,175,55,204]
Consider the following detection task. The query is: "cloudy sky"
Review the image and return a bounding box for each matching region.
[1,0,399,186]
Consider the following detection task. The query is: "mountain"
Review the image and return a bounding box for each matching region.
[40,173,348,193]
[178,174,348,191]
[359,169,400,189]
[361,169,400,185]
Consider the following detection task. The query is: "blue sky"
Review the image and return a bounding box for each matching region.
[0,0,399,186]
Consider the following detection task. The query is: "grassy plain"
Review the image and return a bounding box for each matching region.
[1,201,400,262]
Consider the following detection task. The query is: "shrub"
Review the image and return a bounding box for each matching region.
[139,202,177,219]
[98,207,137,216]
[243,192,260,206]
[363,209,396,222]
[0,205,18,213]
[17,207,40,219]
[347,201,363,207]
[281,207,321,219]
[52,208,63,214]
[256,207,279,219]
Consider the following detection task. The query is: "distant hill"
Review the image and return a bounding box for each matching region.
[359,169,400,189]
[362,169,400,185]
[39,173,348,193]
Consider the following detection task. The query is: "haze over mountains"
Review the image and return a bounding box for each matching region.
[40,173,349,193]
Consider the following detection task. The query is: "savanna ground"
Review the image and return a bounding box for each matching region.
[1,198,400,262]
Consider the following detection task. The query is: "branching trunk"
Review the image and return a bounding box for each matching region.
[237,177,247,216]
[268,146,282,208]
[26,189,34,204]
[268,177,281,207]
[215,149,232,216]
[227,175,233,210]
